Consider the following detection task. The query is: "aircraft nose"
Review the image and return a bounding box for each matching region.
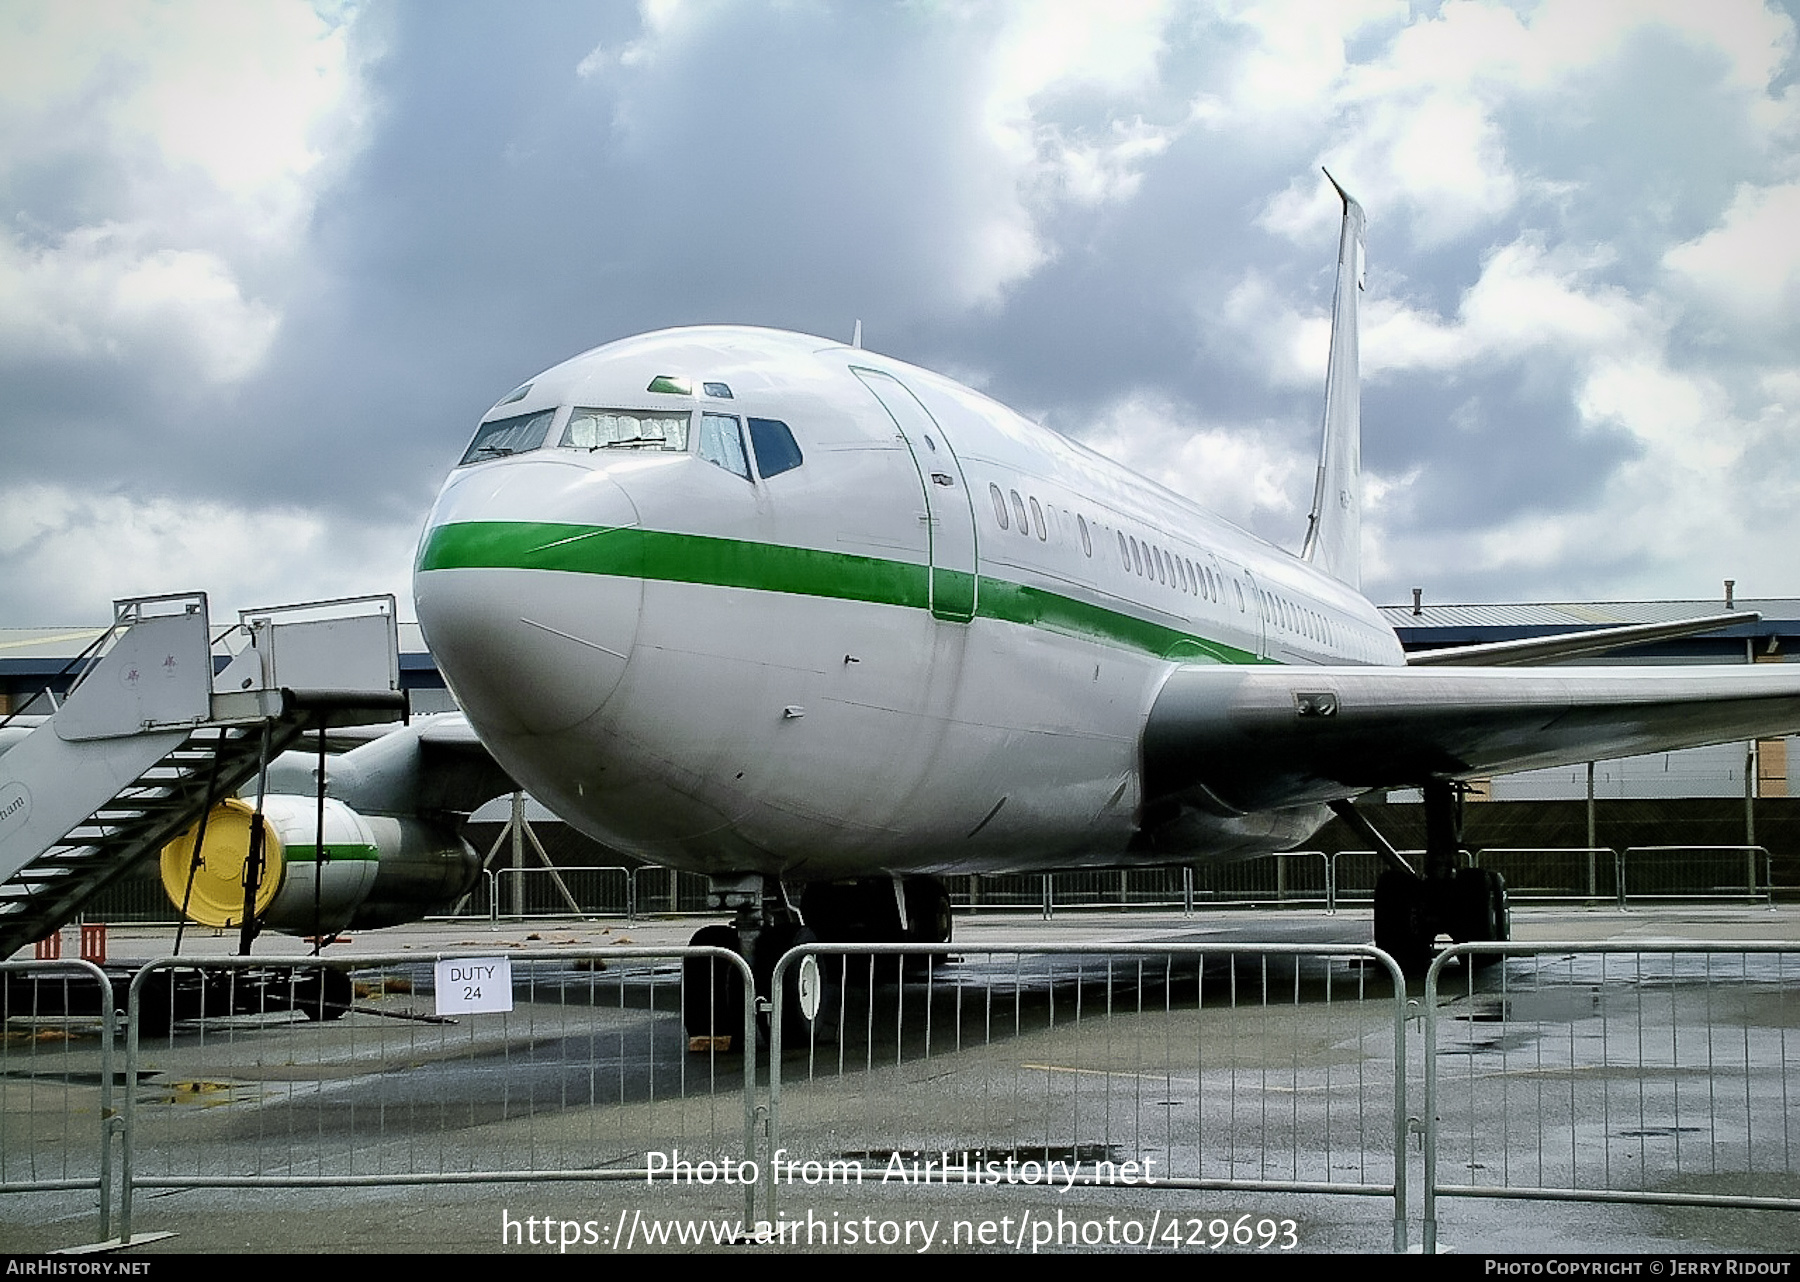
[414,462,643,736]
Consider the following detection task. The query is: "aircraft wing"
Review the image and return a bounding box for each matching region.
[1142,663,1800,815]
[1405,611,1759,667]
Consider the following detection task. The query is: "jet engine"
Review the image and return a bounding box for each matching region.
[160,795,479,936]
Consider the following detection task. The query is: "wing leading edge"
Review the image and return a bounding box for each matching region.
[1142,663,1800,817]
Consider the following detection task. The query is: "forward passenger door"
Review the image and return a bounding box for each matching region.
[852,368,979,623]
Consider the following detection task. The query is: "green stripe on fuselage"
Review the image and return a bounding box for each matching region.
[418,520,1261,665]
[283,843,378,863]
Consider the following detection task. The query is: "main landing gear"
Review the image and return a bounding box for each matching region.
[681,874,953,1048]
[1334,780,1510,975]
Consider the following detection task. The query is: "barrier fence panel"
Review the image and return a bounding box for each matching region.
[1328,852,1415,907]
[1619,847,1773,905]
[767,942,1409,1253]
[626,866,714,917]
[491,866,634,919]
[440,867,714,922]
[953,856,1336,919]
[1423,942,1800,1254]
[119,948,756,1244]
[1471,848,1618,903]
[0,959,115,1245]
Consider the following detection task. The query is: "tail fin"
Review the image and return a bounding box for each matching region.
[1300,171,1365,589]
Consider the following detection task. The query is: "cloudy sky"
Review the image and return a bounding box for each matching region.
[3,0,1798,626]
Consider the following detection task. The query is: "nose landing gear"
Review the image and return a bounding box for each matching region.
[681,876,824,1051]
[681,873,954,1047]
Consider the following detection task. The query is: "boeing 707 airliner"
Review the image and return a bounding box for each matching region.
[409,179,1800,1009]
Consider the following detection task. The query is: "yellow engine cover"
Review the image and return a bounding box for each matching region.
[160,799,284,929]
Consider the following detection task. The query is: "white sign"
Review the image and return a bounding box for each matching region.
[435,957,514,1015]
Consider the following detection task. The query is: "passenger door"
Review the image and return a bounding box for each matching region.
[852,368,978,623]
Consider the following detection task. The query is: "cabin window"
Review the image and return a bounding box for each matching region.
[460,408,556,465]
[561,408,690,452]
[1030,497,1046,541]
[1078,515,1092,557]
[698,413,751,480]
[1130,537,1144,576]
[1010,489,1030,536]
[990,483,1009,530]
[1117,531,1130,569]
[747,417,803,478]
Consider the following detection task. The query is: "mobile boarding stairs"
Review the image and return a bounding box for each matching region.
[0,592,406,959]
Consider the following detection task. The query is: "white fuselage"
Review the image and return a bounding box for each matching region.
[413,327,1404,881]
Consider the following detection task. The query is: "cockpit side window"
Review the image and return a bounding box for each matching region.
[747,417,804,478]
[459,409,556,465]
[699,413,752,480]
[562,408,691,452]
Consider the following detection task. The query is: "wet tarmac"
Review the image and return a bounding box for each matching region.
[3,904,1798,1255]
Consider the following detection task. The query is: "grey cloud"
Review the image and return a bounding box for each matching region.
[2,3,1796,623]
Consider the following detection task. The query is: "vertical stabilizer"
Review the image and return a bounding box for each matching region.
[1301,171,1364,589]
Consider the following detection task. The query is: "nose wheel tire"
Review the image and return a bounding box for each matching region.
[682,925,746,1050]
[758,923,834,1047]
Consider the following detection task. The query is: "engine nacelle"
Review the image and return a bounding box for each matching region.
[160,795,478,936]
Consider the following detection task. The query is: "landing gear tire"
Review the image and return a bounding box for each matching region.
[1373,870,1431,977]
[761,924,834,1048]
[1450,868,1510,968]
[683,925,746,1050]
[903,877,953,945]
[902,876,952,977]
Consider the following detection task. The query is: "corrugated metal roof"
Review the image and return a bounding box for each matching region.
[1379,599,1800,630]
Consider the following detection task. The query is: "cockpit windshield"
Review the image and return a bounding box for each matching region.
[458,409,556,465]
[562,408,691,452]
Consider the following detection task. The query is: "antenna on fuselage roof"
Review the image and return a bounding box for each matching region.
[851,319,862,349]
[1301,168,1365,591]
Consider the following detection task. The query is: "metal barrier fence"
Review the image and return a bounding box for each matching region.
[1422,942,1800,1254]
[490,866,634,919]
[0,959,116,1244]
[435,847,1780,927]
[1619,846,1772,904]
[628,865,714,916]
[766,942,1410,1253]
[1328,851,1410,908]
[1469,848,1617,902]
[954,854,1336,917]
[444,866,715,921]
[1466,847,1772,905]
[65,842,1792,932]
[118,949,756,1244]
